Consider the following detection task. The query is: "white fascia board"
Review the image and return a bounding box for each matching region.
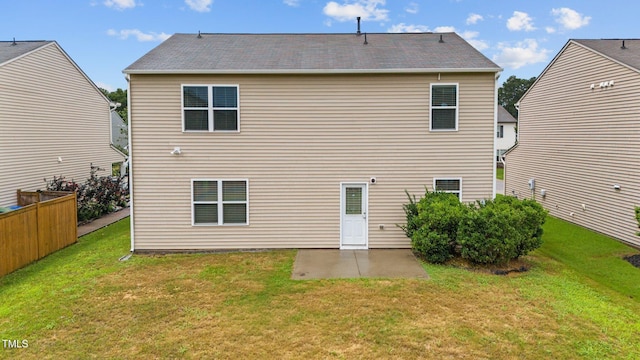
[123,67,502,75]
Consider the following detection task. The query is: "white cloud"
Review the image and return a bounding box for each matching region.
[493,39,550,69]
[460,31,489,51]
[185,0,212,12]
[283,0,300,6]
[545,26,556,34]
[507,11,536,32]
[434,26,455,33]
[323,0,389,22]
[405,2,418,14]
[107,29,171,42]
[387,23,429,33]
[466,13,483,25]
[96,81,116,92]
[552,7,591,30]
[104,0,138,10]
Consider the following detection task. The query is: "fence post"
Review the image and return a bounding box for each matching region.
[72,192,78,239]
[36,201,43,259]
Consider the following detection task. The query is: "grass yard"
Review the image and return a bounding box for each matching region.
[1,218,640,359]
[496,167,504,180]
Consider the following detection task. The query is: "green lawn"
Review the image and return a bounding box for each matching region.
[1,217,640,359]
[496,167,504,180]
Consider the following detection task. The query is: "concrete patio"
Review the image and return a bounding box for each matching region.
[292,249,429,280]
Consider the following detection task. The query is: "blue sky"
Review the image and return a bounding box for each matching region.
[1,0,637,91]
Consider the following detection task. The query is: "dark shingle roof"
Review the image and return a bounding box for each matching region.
[124,33,500,74]
[573,39,640,71]
[0,41,53,66]
[498,106,517,124]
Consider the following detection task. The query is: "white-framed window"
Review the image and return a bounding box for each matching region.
[433,178,462,200]
[497,125,504,138]
[192,179,248,225]
[182,85,239,132]
[430,83,458,131]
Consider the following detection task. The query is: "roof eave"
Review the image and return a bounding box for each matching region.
[123,67,502,75]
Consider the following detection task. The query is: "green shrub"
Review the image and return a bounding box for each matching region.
[500,197,547,257]
[458,197,547,265]
[458,203,519,265]
[407,191,467,263]
[635,207,640,236]
[412,229,453,264]
[401,190,547,266]
[399,190,419,239]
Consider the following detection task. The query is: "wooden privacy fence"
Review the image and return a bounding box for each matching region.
[0,191,78,277]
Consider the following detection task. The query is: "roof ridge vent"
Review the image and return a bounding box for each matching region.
[621,40,627,49]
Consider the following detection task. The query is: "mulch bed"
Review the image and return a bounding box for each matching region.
[442,257,531,276]
[624,254,640,269]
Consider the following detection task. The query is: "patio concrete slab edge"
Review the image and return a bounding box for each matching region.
[292,249,429,280]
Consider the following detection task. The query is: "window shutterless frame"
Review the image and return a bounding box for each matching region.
[181,84,240,132]
[433,177,462,201]
[191,179,249,226]
[430,83,459,132]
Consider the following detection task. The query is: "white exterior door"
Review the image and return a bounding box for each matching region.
[340,183,368,249]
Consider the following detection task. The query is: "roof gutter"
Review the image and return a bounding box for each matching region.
[123,67,502,75]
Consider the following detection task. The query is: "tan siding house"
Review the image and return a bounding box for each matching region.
[506,39,640,247]
[124,33,501,251]
[0,41,125,207]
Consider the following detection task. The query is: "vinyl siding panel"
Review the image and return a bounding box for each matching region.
[496,123,516,152]
[130,73,496,250]
[0,44,124,207]
[506,42,640,247]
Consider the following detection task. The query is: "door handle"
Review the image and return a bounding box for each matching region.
[363,211,367,219]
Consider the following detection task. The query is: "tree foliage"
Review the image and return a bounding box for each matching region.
[498,75,536,119]
[100,88,128,124]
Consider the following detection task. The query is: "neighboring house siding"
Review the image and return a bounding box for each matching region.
[0,43,124,206]
[495,123,516,155]
[506,42,640,247]
[130,73,496,250]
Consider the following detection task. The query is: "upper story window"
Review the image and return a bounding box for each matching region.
[430,84,458,131]
[497,125,504,138]
[183,85,239,132]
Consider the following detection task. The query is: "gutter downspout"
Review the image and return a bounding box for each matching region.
[125,73,135,253]
[492,71,502,199]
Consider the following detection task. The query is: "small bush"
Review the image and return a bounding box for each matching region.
[635,206,640,236]
[404,191,467,263]
[401,190,547,266]
[458,197,547,265]
[458,202,520,265]
[45,164,129,223]
[399,190,419,239]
